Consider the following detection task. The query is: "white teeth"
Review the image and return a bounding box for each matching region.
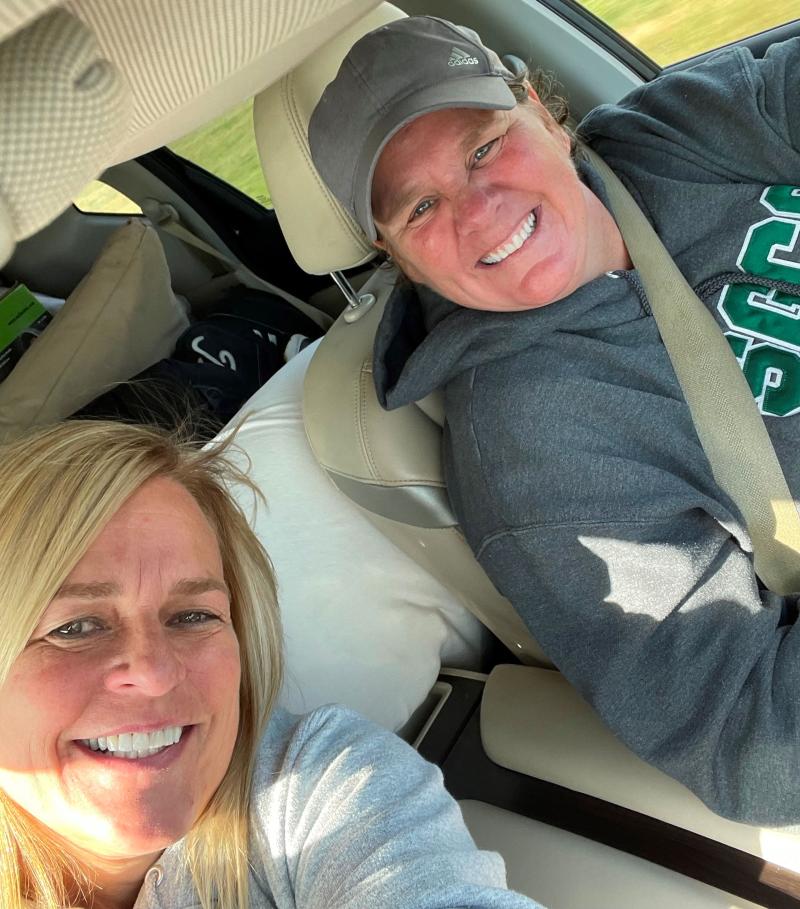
[120,746,165,760]
[79,725,183,759]
[481,211,537,265]
[132,731,150,751]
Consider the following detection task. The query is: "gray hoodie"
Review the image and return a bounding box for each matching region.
[373,39,800,824]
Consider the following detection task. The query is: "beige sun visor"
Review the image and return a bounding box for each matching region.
[0,2,59,38]
[0,0,380,264]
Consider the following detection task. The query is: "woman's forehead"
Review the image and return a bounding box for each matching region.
[106,477,205,528]
[67,477,222,574]
[384,105,503,166]
[372,106,509,221]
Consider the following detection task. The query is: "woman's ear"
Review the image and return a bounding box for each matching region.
[526,86,571,154]
[524,82,550,119]
[372,235,395,267]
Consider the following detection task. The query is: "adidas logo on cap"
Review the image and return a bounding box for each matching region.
[448,46,479,66]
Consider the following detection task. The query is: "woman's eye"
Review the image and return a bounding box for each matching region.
[473,138,498,164]
[170,610,219,627]
[409,198,434,221]
[49,618,104,640]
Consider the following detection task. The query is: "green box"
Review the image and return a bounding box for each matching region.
[0,284,52,382]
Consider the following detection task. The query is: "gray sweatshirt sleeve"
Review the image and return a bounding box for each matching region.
[580,37,800,185]
[249,705,543,909]
[477,508,797,825]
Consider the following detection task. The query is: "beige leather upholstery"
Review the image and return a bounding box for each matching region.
[254,4,406,275]
[461,800,763,909]
[303,267,548,665]
[481,664,800,872]
[0,8,130,264]
[0,220,188,440]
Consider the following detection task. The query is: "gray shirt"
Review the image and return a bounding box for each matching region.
[133,705,541,908]
[372,39,800,823]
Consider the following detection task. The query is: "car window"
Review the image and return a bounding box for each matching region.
[74,181,142,215]
[577,0,798,65]
[169,98,272,208]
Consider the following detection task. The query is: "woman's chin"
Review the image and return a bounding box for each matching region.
[65,813,190,863]
[43,792,196,862]
[448,249,577,312]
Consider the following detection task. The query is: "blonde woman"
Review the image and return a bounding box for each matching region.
[0,420,540,909]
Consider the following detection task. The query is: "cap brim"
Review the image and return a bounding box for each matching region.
[356,75,517,241]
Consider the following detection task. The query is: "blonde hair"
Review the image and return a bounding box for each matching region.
[0,420,283,909]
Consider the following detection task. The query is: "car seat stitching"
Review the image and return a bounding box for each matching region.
[358,360,379,478]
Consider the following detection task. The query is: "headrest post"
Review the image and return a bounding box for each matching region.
[331,270,377,323]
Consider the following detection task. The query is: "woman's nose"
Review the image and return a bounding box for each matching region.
[104,627,187,696]
[455,184,495,231]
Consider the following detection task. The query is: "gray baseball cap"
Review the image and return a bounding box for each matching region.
[308,16,516,242]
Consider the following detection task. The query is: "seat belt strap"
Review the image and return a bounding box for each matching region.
[141,200,238,271]
[584,147,800,594]
[140,199,333,330]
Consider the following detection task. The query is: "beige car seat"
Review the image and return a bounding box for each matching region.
[254,2,548,669]
[253,3,800,902]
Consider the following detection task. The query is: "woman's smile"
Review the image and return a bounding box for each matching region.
[73,723,189,763]
[478,207,540,267]
[78,723,183,755]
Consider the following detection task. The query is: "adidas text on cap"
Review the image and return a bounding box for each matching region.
[308,16,517,242]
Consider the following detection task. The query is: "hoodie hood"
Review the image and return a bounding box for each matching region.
[373,280,591,408]
[372,157,624,410]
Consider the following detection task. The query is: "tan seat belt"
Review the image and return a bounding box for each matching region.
[584,147,800,594]
[139,199,333,329]
[141,199,239,271]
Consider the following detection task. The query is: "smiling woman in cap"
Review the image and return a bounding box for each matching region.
[310,18,800,825]
[308,15,630,312]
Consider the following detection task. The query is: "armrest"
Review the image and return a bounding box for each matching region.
[480,664,800,872]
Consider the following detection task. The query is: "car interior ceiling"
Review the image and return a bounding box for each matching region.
[3,1,800,908]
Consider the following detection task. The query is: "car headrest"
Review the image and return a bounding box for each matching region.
[253,3,406,276]
[0,8,130,265]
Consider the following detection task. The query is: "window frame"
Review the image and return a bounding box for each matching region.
[535,0,660,80]
[72,180,144,217]
[539,0,800,78]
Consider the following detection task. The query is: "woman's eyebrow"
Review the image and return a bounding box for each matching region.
[54,581,120,600]
[52,578,229,599]
[459,121,494,155]
[171,577,230,598]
